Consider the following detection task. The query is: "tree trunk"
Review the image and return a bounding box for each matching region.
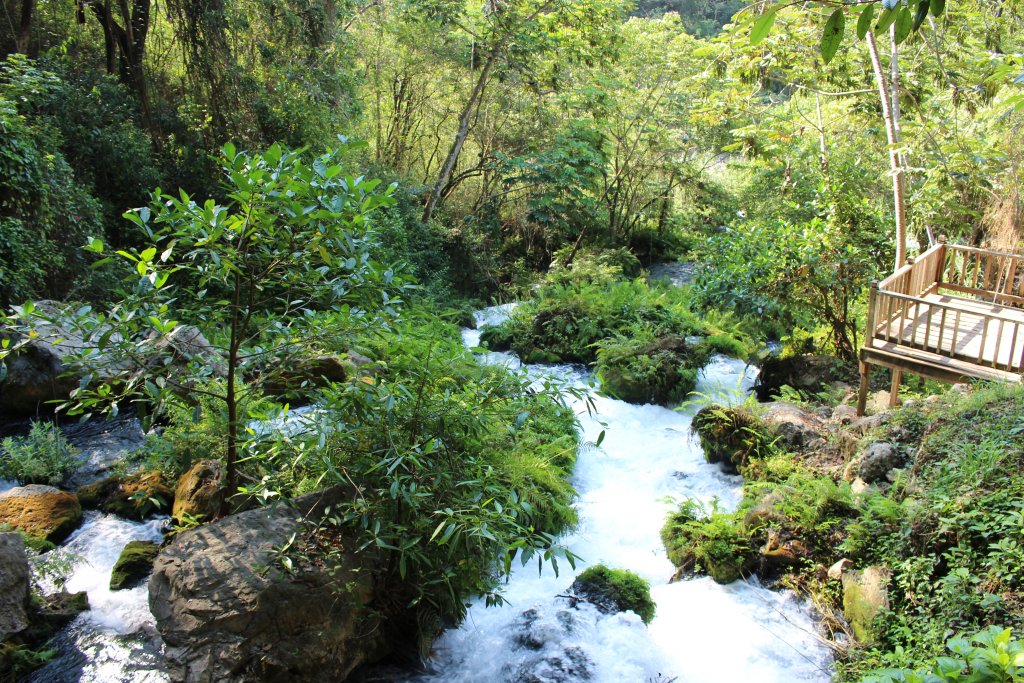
[421,50,497,223]
[866,30,907,271]
[15,0,34,54]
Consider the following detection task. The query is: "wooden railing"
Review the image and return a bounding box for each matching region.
[866,241,1024,374]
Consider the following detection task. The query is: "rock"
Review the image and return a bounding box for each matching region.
[34,589,89,631]
[692,404,772,474]
[568,564,656,624]
[742,491,787,529]
[172,460,225,524]
[147,325,226,378]
[110,541,161,591]
[827,558,853,581]
[262,355,349,397]
[851,478,870,495]
[856,442,901,484]
[831,405,858,424]
[78,471,173,520]
[755,354,848,402]
[0,486,82,543]
[0,533,30,641]
[842,565,891,643]
[759,530,812,575]
[149,487,390,683]
[62,415,147,489]
[760,402,828,451]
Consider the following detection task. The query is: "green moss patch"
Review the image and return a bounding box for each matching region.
[109,540,161,591]
[569,564,656,624]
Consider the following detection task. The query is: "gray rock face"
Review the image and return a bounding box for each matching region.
[857,442,902,483]
[760,402,827,451]
[0,533,30,641]
[149,487,389,683]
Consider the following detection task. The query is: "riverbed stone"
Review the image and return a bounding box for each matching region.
[0,533,30,641]
[760,402,828,451]
[0,486,82,543]
[110,540,161,591]
[842,565,891,643]
[149,486,391,683]
[855,442,902,484]
[78,470,173,520]
[172,460,225,523]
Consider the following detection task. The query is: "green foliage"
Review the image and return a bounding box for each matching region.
[572,564,657,624]
[0,421,79,486]
[661,498,754,584]
[595,333,709,405]
[283,312,583,620]
[862,626,1024,683]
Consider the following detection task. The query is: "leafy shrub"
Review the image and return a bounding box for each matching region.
[570,564,657,624]
[0,421,79,486]
[861,626,1024,683]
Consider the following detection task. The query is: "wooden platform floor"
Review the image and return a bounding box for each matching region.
[873,292,1024,372]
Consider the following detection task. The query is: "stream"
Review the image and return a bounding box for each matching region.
[26,302,832,682]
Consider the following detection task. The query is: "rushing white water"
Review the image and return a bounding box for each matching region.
[29,512,169,683]
[396,306,832,683]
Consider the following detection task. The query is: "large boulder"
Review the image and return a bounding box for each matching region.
[849,442,902,484]
[148,325,226,377]
[0,534,29,641]
[149,487,391,683]
[755,354,849,402]
[110,540,161,591]
[0,486,82,543]
[759,402,828,451]
[692,404,772,473]
[0,301,98,418]
[172,460,225,524]
[78,470,174,520]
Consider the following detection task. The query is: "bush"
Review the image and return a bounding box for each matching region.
[0,422,79,486]
[570,564,656,624]
[861,626,1024,683]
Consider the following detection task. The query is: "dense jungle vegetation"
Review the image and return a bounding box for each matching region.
[1,0,1024,678]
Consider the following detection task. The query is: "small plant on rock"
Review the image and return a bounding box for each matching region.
[0,421,79,486]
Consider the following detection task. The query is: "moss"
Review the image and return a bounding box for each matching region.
[478,325,515,352]
[596,334,710,405]
[661,500,754,585]
[691,404,773,473]
[702,332,750,359]
[78,471,173,520]
[109,540,161,590]
[0,488,83,543]
[570,564,656,624]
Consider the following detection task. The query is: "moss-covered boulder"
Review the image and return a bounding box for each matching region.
[661,501,754,585]
[568,564,656,624]
[691,404,773,473]
[110,540,160,591]
[0,486,82,543]
[841,565,890,643]
[172,460,225,524]
[479,325,516,352]
[77,471,173,520]
[596,335,711,405]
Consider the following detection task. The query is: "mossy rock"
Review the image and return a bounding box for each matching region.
[524,349,562,364]
[691,404,773,473]
[569,564,656,624]
[597,335,709,405]
[78,471,173,520]
[661,502,754,585]
[0,486,83,543]
[172,459,225,524]
[479,325,515,352]
[110,541,160,591]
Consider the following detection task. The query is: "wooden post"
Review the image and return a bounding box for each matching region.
[857,361,871,416]
[889,369,902,408]
[936,235,947,288]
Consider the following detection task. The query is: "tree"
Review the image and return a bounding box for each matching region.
[2,140,401,511]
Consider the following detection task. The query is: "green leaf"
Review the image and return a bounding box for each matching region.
[893,5,913,43]
[750,10,777,45]
[820,9,845,65]
[84,237,104,254]
[930,0,945,16]
[856,4,875,39]
[913,0,930,30]
[875,6,898,33]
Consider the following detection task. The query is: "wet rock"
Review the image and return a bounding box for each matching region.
[515,646,593,683]
[262,355,349,397]
[855,442,901,484]
[34,590,90,631]
[827,558,853,581]
[692,404,772,474]
[514,608,567,650]
[760,402,827,451]
[150,486,390,683]
[841,565,890,643]
[0,486,82,543]
[568,565,655,624]
[78,471,173,520]
[759,529,812,575]
[172,460,225,524]
[0,533,29,641]
[755,355,848,402]
[110,541,160,591]
[62,416,146,489]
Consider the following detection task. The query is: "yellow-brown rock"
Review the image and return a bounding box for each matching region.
[0,485,83,543]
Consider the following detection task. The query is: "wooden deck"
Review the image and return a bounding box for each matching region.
[857,240,1024,415]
